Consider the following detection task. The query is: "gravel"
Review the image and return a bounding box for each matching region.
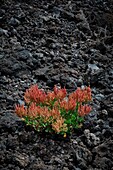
[0,0,113,169]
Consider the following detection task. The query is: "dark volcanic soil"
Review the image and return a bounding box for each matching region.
[0,0,113,169]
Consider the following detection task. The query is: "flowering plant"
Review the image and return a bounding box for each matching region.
[15,85,92,137]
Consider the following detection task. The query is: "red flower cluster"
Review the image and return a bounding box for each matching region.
[69,86,92,103]
[24,85,46,104]
[24,85,67,105]
[15,85,92,135]
[78,104,92,116]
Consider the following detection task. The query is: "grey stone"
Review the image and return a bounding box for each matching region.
[88,64,100,73]
[13,153,29,167]
[0,54,4,59]
[18,99,25,106]
[7,96,14,103]
[95,93,105,101]
[0,28,8,36]
[34,52,44,59]
[17,50,32,60]
[63,167,69,170]
[84,129,100,146]
[9,17,20,26]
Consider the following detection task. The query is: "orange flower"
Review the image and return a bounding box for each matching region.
[40,106,51,118]
[59,98,76,111]
[68,98,77,111]
[15,84,92,136]
[45,91,56,105]
[54,85,67,100]
[15,104,27,118]
[52,117,67,133]
[69,86,92,103]
[24,85,67,105]
[84,86,92,101]
[50,107,61,119]
[78,104,92,117]
[24,85,46,104]
[27,103,40,118]
[59,100,68,111]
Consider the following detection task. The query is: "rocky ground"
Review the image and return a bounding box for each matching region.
[0,0,113,169]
